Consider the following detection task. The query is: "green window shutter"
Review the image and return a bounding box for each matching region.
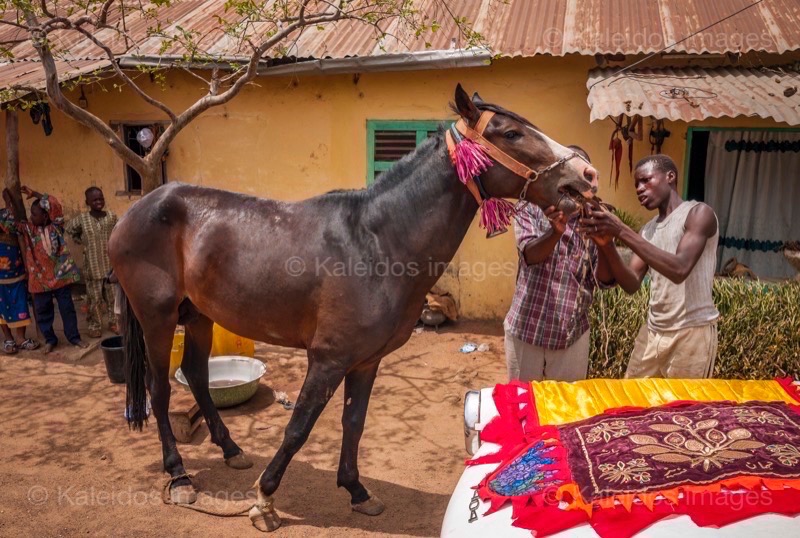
[366,120,449,184]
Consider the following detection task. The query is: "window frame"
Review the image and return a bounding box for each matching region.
[366,120,447,184]
[110,121,169,195]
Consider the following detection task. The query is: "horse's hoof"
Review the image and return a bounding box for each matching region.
[352,492,385,516]
[225,451,253,470]
[249,503,281,532]
[170,484,197,505]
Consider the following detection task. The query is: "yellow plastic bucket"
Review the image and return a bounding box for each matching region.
[211,324,255,358]
[170,332,184,378]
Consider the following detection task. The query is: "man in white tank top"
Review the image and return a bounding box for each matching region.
[579,155,719,379]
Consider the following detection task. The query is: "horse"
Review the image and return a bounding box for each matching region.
[108,84,598,531]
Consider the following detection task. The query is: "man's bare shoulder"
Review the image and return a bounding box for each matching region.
[686,202,717,236]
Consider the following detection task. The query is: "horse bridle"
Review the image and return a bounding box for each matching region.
[447,110,589,204]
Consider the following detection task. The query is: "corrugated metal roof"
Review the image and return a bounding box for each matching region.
[586,66,800,125]
[286,0,800,58]
[6,0,800,61]
[0,58,110,103]
[4,1,800,99]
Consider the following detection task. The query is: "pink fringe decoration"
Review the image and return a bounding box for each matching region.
[480,197,516,236]
[450,137,493,185]
[449,135,516,236]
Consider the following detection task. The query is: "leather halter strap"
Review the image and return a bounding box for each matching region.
[446,110,591,203]
[455,112,539,181]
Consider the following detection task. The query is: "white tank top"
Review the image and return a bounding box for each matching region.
[640,200,719,331]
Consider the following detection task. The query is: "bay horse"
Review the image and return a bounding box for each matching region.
[108,84,598,531]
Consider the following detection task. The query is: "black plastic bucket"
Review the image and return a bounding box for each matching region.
[100,336,126,384]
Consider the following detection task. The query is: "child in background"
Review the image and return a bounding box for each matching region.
[0,186,87,354]
[66,187,118,337]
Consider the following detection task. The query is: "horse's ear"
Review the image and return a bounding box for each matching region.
[455,83,481,126]
[472,92,485,106]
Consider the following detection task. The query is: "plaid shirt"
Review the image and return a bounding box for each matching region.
[504,203,598,350]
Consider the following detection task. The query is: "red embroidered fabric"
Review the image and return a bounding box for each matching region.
[468,381,800,537]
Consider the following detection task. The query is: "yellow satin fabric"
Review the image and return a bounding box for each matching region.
[531,378,795,425]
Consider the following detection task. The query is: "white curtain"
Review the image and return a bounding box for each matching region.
[705,130,800,279]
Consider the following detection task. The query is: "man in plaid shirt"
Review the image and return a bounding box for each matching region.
[504,147,613,381]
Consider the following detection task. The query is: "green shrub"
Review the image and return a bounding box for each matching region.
[589,279,800,379]
[613,208,643,233]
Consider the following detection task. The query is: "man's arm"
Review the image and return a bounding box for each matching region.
[597,241,649,293]
[584,204,717,285]
[520,206,568,265]
[20,186,42,200]
[585,230,649,294]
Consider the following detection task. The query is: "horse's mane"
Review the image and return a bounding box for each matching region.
[316,100,537,211]
[317,130,447,204]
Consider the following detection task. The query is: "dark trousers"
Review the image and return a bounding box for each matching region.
[33,285,81,345]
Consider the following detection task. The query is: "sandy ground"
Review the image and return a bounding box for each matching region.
[0,319,508,537]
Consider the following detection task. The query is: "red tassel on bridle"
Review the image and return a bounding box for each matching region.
[448,129,516,237]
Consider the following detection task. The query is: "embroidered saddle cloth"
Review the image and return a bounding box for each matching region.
[471,379,800,538]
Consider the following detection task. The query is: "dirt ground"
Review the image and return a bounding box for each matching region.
[0,319,508,537]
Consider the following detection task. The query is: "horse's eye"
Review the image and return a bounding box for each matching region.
[504,130,520,140]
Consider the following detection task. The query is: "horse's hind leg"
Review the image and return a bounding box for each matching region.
[337,361,384,515]
[250,354,347,532]
[180,312,252,469]
[141,313,197,504]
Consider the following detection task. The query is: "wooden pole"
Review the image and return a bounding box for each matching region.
[5,108,26,220]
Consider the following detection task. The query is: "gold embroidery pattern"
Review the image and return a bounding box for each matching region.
[732,408,786,426]
[597,458,652,484]
[585,420,631,443]
[767,444,800,466]
[629,415,764,472]
[572,404,800,500]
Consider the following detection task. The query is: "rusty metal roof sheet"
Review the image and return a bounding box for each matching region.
[285,0,800,58]
[4,1,800,98]
[586,66,800,125]
[5,0,800,61]
[0,58,110,103]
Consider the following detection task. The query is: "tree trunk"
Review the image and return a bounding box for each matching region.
[140,162,164,194]
[4,109,26,220]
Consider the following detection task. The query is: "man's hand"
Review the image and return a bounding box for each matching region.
[544,206,568,236]
[579,208,626,240]
[589,232,614,246]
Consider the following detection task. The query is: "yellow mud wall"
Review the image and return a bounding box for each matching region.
[0,55,790,318]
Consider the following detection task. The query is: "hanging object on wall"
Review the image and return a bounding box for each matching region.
[622,115,643,174]
[608,114,624,189]
[29,102,53,136]
[649,119,671,154]
[136,127,155,150]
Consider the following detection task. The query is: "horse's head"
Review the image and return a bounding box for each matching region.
[452,84,598,215]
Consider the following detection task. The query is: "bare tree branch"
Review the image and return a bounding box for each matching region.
[24,12,146,176]
[73,23,177,121]
[96,0,118,26]
[7,0,479,193]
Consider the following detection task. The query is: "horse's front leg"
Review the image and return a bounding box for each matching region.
[337,361,384,515]
[250,356,347,532]
[181,314,252,469]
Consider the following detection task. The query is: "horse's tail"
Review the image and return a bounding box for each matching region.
[120,288,148,431]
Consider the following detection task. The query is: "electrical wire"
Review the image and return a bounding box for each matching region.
[588,0,767,91]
